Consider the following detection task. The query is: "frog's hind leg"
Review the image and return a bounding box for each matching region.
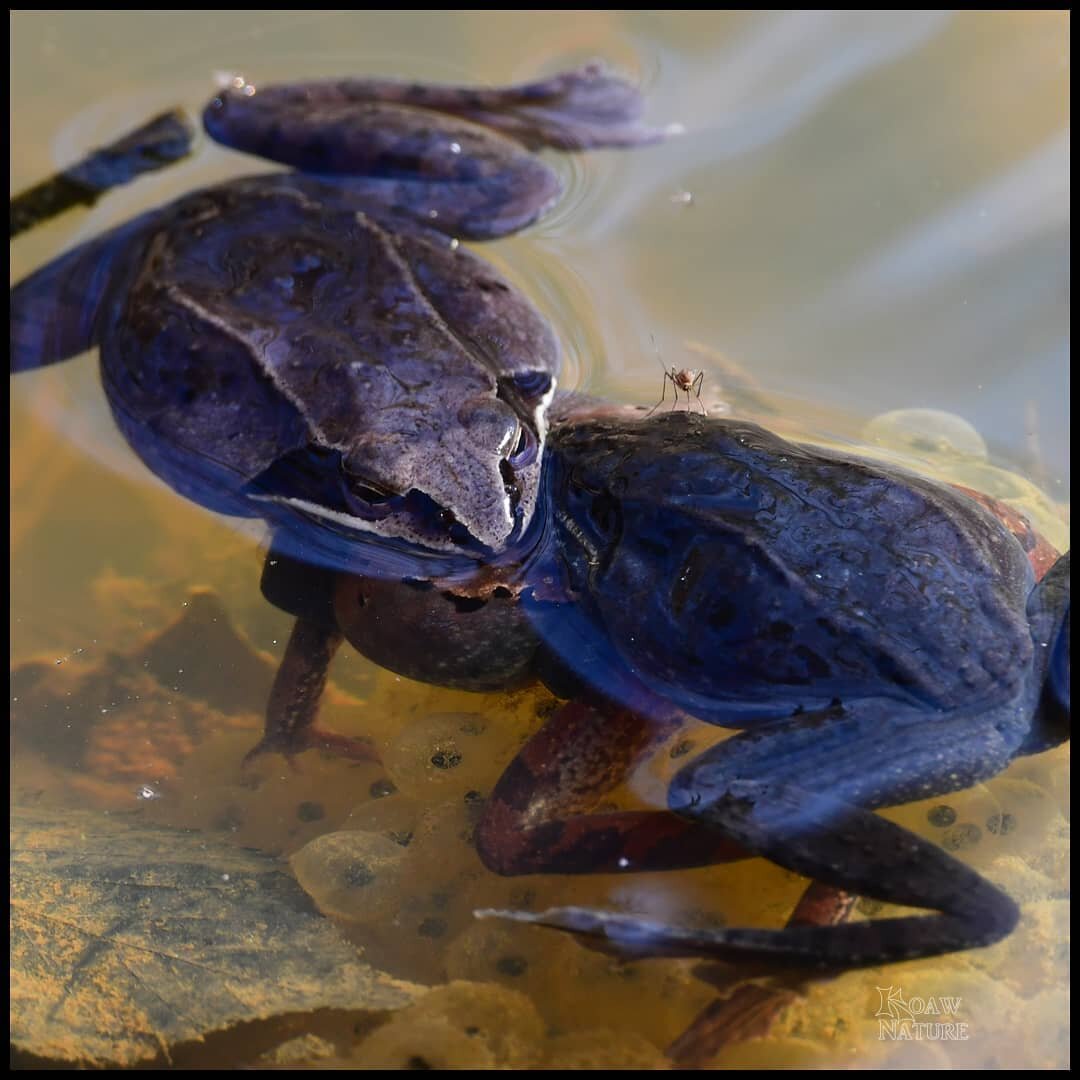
[10,211,154,373]
[205,65,666,242]
[486,705,1024,967]
[474,699,750,876]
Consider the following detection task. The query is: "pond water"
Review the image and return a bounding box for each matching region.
[10,10,1069,1069]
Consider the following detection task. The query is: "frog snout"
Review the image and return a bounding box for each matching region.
[456,399,522,457]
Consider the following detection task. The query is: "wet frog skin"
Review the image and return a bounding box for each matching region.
[10,65,662,562]
[326,411,1069,972]
[10,66,1070,1023]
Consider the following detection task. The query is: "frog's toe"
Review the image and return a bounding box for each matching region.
[301,726,382,764]
[242,727,381,769]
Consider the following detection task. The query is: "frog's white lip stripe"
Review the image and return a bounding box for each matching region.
[249,491,482,553]
[249,492,390,533]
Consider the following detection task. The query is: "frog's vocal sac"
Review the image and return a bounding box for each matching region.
[10,64,665,569]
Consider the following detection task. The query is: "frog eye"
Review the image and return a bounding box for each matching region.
[339,462,399,516]
[350,481,395,505]
[510,370,553,404]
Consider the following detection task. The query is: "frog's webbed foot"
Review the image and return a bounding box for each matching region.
[11,109,193,239]
[447,62,672,152]
[483,705,1024,967]
[243,615,380,769]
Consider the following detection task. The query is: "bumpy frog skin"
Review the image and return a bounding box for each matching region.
[326,411,1069,975]
[10,68,1071,1053]
[10,65,661,562]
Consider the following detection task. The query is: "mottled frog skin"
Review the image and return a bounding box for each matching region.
[9,67,1070,1013]
[10,65,661,564]
[328,411,1069,973]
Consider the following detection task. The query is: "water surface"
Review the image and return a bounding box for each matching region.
[10,10,1069,1069]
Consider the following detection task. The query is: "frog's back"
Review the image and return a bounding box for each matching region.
[543,413,1036,723]
[14,174,561,557]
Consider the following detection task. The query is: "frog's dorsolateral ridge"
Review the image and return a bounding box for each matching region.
[9,66,1070,1019]
[10,64,664,565]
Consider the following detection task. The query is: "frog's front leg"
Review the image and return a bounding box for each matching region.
[475,698,749,876]
[244,553,379,766]
[243,616,359,765]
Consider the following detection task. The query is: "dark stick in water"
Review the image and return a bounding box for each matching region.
[10,109,194,238]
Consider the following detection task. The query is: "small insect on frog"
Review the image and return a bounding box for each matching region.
[311,406,1070,976]
[646,363,706,415]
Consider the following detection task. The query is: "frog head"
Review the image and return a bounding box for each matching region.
[327,375,550,554]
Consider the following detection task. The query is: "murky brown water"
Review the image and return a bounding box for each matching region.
[10,10,1069,1068]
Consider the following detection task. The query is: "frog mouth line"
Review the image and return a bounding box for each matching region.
[248,488,502,558]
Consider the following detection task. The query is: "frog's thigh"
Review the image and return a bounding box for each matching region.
[475,700,749,876]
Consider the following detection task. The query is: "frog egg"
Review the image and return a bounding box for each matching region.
[444,917,582,1001]
[542,1029,668,1068]
[354,982,544,1068]
[385,800,526,955]
[976,879,1068,1000]
[352,1014,496,1069]
[289,829,407,923]
[862,408,988,461]
[445,918,715,1047]
[344,789,423,849]
[554,946,718,1051]
[383,709,516,800]
[394,798,481,894]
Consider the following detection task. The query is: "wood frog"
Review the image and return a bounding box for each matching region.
[10,66,1070,992]
[263,403,1068,971]
[10,64,662,565]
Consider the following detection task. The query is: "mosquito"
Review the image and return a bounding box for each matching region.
[645,345,707,416]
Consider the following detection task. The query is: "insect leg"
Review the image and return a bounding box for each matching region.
[693,370,707,414]
[644,369,670,417]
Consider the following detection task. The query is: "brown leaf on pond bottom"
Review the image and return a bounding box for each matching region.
[10,807,421,1066]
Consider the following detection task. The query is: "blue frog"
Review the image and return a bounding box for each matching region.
[10,67,1070,987]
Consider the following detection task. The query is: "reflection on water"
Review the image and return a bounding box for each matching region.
[10,10,1069,1069]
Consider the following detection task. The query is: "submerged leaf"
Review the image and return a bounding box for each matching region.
[10,807,420,1066]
